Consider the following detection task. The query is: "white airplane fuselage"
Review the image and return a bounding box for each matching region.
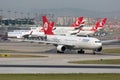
[82,26,103,31]
[68,29,96,36]
[46,35,102,50]
[53,27,75,35]
[52,27,95,36]
[8,30,30,38]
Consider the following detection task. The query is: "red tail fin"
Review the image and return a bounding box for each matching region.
[49,21,54,28]
[42,16,49,25]
[90,22,100,31]
[70,17,84,27]
[42,16,54,35]
[99,18,107,27]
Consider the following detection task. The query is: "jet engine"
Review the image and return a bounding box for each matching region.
[57,45,66,52]
[96,47,102,52]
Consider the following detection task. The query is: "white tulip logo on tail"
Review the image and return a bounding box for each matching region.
[44,22,48,31]
[75,20,80,26]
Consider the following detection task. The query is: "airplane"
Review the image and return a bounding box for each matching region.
[8,30,30,38]
[7,27,39,38]
[23,16,120,54]
[81,18,107,31]
[23,16,103,54]
[68,22,100,36]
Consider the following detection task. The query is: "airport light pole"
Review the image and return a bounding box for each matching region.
[21,12,24,19]
[20,12,23,26]
[14,11,17,19]
[0,9,3,26]
[8,10,11,26]
[27,12,30,27]
[0,9,3,17]
[14,11,17,26]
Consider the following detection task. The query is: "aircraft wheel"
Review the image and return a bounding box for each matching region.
[78,50,85,54]
[82,51,85,54]
[93,50,96,55]
[57,51,64,53]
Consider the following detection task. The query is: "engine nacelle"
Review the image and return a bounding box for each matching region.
[57,45,66,52]
[96,47,102,52]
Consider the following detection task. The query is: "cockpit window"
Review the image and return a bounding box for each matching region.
[95,41,101,43]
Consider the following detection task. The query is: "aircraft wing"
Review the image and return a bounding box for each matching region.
[22,39,75,47]
[23,39,57,44]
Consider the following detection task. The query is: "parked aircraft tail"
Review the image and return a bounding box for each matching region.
[42,16,54,35]
[70,17,84,27]
[90,22,100,31]
[99,18,107,28]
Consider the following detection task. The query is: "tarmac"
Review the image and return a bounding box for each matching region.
[0,41,120,73]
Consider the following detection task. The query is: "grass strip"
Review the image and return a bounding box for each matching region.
[103,48,120,53]
[68,59,120,64]
[0,74,119,80]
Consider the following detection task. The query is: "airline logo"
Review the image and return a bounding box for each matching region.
[42,16,54,35]
[75,20,80,26]
[44,22,49,31]
[91,22,100,31]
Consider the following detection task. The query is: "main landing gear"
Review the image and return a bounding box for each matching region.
[78,49,85,54]
[57,50,64,53]
[93,50,96,55]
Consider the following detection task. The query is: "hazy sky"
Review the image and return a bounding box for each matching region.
[0,0,120,12]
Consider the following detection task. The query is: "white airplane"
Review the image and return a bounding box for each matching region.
[7,27,38,38]
[23,16,103,54]
[68,22,100,36]
[8,30,30,38]
[23,16,120,54]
